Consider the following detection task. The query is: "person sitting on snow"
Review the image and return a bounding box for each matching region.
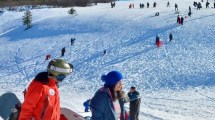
[155,12,159,16]
[156,35,162,47]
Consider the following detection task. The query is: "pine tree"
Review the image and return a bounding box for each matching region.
[23,10,32,30]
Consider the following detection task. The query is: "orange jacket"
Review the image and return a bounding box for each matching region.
[19,76,61,120]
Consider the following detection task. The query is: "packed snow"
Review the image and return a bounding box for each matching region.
[0,0,215,119]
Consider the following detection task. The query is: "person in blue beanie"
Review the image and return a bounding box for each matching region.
[90,71,129,120]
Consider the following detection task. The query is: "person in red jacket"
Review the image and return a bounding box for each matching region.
[156,35,163,47]
[19,59,73,120]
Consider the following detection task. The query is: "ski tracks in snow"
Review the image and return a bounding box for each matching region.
[14,39,32,81]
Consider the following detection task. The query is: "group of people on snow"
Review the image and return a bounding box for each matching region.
[139,3,144,8]
[155,33,173,48]
[16,1,215,120]
[44,37,76,61]
[111,2,116,8]
[177,15,184,25]
[83,71,141,120]
[129,4,134,9]
[138,2,159,8]
[90,71,141,120]
[19,59,141,120]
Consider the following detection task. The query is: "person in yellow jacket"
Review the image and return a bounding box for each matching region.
[19,59,73,120]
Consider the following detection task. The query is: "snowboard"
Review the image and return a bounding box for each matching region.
[60,107,91,120]
[0,92,21,120]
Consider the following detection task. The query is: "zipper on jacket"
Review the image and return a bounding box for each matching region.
[41,95,49,120]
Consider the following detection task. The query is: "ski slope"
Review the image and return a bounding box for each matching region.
[0,0,215,119]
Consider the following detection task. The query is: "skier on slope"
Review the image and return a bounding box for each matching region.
[169,33,173,42]
[181,16,184,25]
[193,1,197,7]
[103,49,107,55]
[206,1,210,8]
[197,2,202,10]
[90,71,130,120]
[188,7,192,17]
[45,54,51,61]
[71,38,75,46]
[153,2,157,8]
[214,1,215,9]
[19,59,73,120]
[189,6,191,13]
[167,1,170,7]
[175,3,178,11]
[61,47,66,57]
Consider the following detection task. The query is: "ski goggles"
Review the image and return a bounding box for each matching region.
[56,74,67,82]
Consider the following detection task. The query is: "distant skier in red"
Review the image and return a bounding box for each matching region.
[156,35,162,47]
[177,15,181,24]
[45,54,51,61]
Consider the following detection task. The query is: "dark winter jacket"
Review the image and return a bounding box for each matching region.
[62,48,65,53]
[169,34,173,41]
[156,36,160,43]
[177,16,180,23]
[127,91,140,101]
[175,4,178,8]
[127,91,141,120]
[90,87,128,120]
[181,17,184,25]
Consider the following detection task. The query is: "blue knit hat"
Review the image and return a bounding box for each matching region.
[101,71,123,87]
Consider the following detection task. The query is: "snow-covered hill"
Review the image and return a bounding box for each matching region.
[0,0,215,119]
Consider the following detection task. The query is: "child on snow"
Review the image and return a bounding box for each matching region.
[83,99,91,112]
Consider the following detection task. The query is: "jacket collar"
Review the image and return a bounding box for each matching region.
[48,77,58,86]
[100,87,112,99]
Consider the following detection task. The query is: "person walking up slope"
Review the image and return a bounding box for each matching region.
[19,59,73,120]
[181,16,184,25]
[90,71,129,120]
[169,33,173,42]
[175,3,178,11]
[167,1,170,7]
[177,15,181,24]
[61,47,65,57]
[214,1,215,8]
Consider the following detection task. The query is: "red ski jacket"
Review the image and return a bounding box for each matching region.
[19,75,61,120]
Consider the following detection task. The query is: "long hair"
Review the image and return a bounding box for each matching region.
[108,85,123,101]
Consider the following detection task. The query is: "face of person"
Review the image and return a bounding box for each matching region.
[114,80,122,92]
[130,88,134,93]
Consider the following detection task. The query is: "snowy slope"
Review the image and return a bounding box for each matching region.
[0,0,215,119]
